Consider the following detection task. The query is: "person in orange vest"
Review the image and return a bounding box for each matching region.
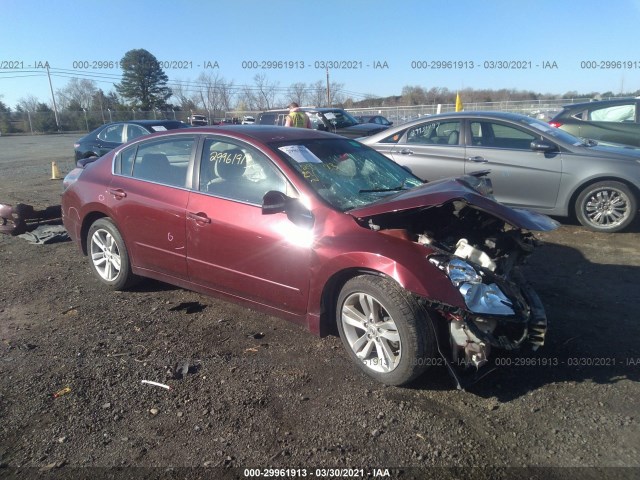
[284,102,311,128]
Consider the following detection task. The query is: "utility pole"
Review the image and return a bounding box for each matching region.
[45,64,60,131]
[326,67,330,106]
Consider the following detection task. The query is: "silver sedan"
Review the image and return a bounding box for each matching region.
[361,111,640,232]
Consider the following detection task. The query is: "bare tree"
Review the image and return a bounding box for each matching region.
[56,78,97,110]
[287,82,308,106]
[17,95,41,112]
[328,81,345,106]
[252,73,280,110]
[217,79,235,113]
[171,79,200,111]
[308,80,326,107]
[196,72,235,119]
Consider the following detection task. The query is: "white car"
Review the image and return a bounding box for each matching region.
[242,116,255,125]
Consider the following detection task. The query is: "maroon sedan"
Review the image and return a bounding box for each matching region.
[62,125,558,387]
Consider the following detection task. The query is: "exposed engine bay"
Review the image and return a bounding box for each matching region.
[365,198,549,385]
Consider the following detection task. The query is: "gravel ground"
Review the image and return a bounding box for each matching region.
[0,133,639,479]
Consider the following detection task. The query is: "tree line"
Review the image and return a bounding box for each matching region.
[1,48,638,134]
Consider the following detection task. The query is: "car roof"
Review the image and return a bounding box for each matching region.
[181,124,343,142]
[259,107,348,114]
[390,110,532,124]
[100,119,187,127]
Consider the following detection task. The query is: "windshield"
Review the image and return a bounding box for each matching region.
[320,110,360,129]
[518,116,584,146]
[271,138,423,211]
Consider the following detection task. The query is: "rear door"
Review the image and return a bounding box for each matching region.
[108,135,196,279]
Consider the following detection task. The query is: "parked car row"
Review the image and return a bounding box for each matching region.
[73,101,640,234]
[74,120,190,160]
[355,115,394,127]
[256,107,389,138]
[361,111,640,233]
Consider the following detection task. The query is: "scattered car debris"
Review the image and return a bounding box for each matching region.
[0,203,61,236]
[18,224,69,245]
[53,386,71,398]
[141,380,171,390]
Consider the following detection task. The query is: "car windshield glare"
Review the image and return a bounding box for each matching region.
[272,138,423,211]
[520,116,584,146]
[322,111,359,128]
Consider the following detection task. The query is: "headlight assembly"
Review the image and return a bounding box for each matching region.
[429,255,515,316]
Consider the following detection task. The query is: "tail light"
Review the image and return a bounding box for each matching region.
[548,120,563,128]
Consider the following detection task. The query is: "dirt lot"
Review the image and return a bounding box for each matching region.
[1,134,639,479]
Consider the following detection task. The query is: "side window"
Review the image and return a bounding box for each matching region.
[126,124,148,141]
[199,138,287,204]
[276,113,288,126]
[407,121,460,145]
[116,145,137,175]
[472,122,535,150]
[378,129,407,144]
[98,124,124,143]
[588,104,635,123]
[131,137,194,187]
[307,113,323,129]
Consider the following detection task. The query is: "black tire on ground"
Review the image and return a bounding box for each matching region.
[575,181,637,233]
[87,218,139,290]
[336,275,435,386]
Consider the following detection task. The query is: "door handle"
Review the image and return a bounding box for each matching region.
[467,156,488,163]
[399,148,414,155]
[187,211,211,224]
[108,188,127,199]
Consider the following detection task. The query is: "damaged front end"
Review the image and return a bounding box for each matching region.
[358,181,558,386]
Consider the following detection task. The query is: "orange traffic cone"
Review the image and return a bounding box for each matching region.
[51,161,61,180]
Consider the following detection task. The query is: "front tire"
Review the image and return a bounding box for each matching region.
[87,218,139,290]
[336,275,435,386]
[575,181,637,232]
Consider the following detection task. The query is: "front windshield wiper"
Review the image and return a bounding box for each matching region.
[359,185,406,194]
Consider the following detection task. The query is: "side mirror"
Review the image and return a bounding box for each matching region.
[262,190,288,215]
[262,191,315,229]
[316,123,327,131]
[530,140,557,153]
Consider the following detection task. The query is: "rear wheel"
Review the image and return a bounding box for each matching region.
[87,218,139,290]
[336,275,435,386]
[575,181,637,232]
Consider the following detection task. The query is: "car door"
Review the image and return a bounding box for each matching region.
[185,136,311,315]
[388,119,465,181]
[125,123,150,142]
[581,101,640,147]
[463,120,562,209]
[108,135,196,279]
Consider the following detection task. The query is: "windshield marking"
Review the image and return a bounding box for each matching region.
[278,145,323,164]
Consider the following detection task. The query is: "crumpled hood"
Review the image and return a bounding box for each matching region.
[348,177,559,232]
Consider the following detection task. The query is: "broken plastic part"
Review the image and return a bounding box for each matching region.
[454,238,497,271]
[0,203,61,235]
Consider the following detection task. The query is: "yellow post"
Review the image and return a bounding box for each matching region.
[51,161,61,180]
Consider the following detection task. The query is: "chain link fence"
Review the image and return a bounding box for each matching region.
[346,98,594,125]
[0,99,594,135]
